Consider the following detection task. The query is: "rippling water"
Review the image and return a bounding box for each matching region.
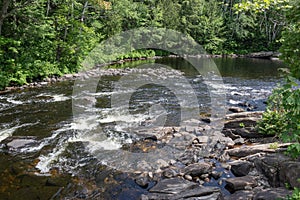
[0,57,284,198]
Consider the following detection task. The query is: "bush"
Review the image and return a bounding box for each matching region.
[258,77,300,159]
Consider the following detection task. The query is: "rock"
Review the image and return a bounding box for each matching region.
[7,138,36,149]
[224,190,254,200]
[253,188,293,200]
[211,171,223,180]
[254,153,300,187]
[197,136,209,143]
[225,111,263,121]
[225,176,258,192]
[163,168,178,178]
[183,163,212,177]
[149,178,197,194]
[229,161,253,177]
[245,51,275,59]
[226,143,291,158]
[222,130,241,140]
[222,111,265,139]
[233,137,245,145]
[184,175,193,181]
[230,127,264,138]
[135,176,149,188]
[280,161,300,188]
[228,107,245,113]
[143,178,222,200]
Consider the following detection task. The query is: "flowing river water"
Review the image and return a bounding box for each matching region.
[0,57,284,199]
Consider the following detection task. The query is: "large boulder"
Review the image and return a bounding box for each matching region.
[229,160,253,177]
[254,153,300,188]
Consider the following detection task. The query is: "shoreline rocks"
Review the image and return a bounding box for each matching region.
[137,110,299,200]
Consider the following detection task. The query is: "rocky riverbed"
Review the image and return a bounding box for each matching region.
[131,110,299,200]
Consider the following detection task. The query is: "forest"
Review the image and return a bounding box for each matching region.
[0,0,295,89]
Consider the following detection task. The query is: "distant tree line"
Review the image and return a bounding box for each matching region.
[0,0,292,89]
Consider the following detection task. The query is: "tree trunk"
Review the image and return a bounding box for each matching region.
[0,0,11,36]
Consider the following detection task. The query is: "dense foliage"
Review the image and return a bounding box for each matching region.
[258,0,300,159]
[0,0,291,89]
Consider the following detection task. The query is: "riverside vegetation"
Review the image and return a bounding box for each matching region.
[0,0,293,89]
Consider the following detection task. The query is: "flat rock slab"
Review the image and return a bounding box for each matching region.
[224,190,254,200]
[149,178,197,194]
[225,111,263,121]
[144,178,221,200]
[183,162,212,177]
[7,139,36,149]
[225,176,257,191]
[253,188,293,200]
[226,143,291,158]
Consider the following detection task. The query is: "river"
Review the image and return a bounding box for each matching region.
[0,57,284,199]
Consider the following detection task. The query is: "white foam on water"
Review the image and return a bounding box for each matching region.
[36,93,70,102]
[6,98,23,105]
[36,145,66,173]
[229,99,242,105]
[52,94,70,102]
[0,123,38,143]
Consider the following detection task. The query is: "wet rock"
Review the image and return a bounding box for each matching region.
[19,174,48,187]
[224,190,254,200]
[201,118,211,123]
[7,138,36,149]
[135,176,149,188]
[225,176,258,192]
[46,177,70,187]
[229,161,253,177]
[253,188,293,200]
[183,162,212,177]
[228,107,245,113]
[211,171,223,180]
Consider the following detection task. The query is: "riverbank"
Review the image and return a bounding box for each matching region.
[0,52,282,95]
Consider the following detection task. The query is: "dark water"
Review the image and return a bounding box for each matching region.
[0,57,284,199]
